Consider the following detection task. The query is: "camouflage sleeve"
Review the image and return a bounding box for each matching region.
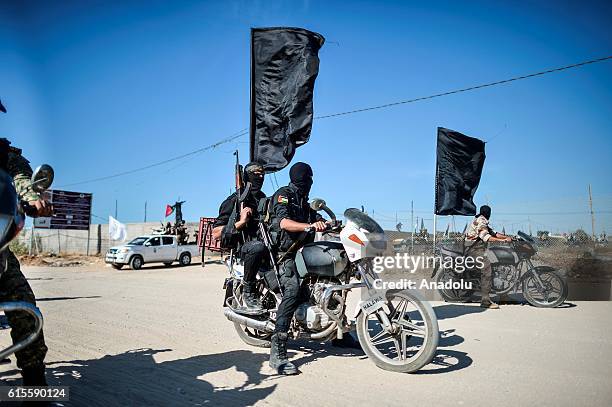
[7,151,40,202]
[475,216,492,242]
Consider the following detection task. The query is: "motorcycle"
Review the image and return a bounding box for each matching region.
[223,199,439,373]
[432,231,568,308]
[0,164,54,359]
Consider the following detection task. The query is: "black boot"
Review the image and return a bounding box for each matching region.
[269,332,298,375]
[22,363,47,386]
[241,282,262,313]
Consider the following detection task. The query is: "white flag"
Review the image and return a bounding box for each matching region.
[109,216,127,241]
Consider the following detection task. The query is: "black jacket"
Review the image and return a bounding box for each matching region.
[214,190,266,247]
[270,183,323,252]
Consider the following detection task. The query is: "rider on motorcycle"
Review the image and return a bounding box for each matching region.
[213,162,267,312]
[268,162,327,375]
[465,205,512,309]
[0,136,52,386]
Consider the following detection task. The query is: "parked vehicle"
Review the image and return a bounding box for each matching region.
[223,199,439,373]
[105,235,199,270]
[432,231,568,307]
[0,164,53,359]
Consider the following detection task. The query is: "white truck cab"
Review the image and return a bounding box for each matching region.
[105,235,199,270]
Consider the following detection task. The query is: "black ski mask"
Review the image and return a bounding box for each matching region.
[478,205,491,220]
[289,162,313,196]
[243,162,265,194]
[0,138,10,172]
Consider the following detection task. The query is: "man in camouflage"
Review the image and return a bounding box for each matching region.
[465,205,512,309]
[0,135,51,385]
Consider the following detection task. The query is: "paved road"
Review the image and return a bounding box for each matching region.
[1,262,610,406]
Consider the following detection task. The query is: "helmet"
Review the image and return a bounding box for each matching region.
[0,169,25,253]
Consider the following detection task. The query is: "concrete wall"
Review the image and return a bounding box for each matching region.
[16,222,200,255]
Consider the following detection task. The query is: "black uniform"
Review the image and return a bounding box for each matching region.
[269,183,323,333]
[214,190,267,284]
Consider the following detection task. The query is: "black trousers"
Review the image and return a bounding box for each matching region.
[466,241,492,301]
[240,240,267,284]
[274,257,307,334]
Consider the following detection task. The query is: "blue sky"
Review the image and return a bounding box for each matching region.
[1,0,611,234]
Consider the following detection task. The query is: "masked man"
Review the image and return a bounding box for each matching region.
[213,162,267,312]
[0,136,52,386]
[267,162,327,375]
[465,205,512,309]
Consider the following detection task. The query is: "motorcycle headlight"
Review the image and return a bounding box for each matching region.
[0,213,24,253]
[0,215,11,246]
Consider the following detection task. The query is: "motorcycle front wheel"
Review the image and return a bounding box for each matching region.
[522,269,567,308]
[356,290,439,373]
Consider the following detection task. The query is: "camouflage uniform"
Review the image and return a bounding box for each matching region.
[1,144,48,370]
[465,215,494,302]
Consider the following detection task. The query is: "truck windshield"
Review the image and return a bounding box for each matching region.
[127,237,148,246]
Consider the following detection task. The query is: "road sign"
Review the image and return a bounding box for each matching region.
[33,190,93,230]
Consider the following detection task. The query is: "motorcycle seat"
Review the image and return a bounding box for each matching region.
[439,246,464,257]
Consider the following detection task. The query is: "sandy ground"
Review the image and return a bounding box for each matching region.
[0,261,611,407]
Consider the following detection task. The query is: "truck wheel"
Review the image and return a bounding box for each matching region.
[112,264,123,270]
[179,252,191,266]
[130,255,144,270]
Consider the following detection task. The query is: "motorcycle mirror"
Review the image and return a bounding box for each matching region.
[310,198,326,211]
[30,164,54,193]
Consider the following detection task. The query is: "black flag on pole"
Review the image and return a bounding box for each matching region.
[250,27,325,172]
[435,127,486,216]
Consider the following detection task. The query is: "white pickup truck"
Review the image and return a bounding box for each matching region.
[105,235,199,270]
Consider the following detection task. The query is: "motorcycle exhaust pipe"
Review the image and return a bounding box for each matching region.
[223,307,275,332]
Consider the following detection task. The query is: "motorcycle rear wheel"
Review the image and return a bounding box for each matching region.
[356,290,439,373]
[230,285,274,348]
[436,268,474,302]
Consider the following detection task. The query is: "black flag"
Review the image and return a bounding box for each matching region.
[435,127,486,216]
[250,27,325,172]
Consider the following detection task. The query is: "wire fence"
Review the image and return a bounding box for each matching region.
[12,222,201,256]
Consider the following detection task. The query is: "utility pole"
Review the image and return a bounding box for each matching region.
[410,200,414,255]
[144,201,148,223]
[114,200,118,219]
[588,184,596,240]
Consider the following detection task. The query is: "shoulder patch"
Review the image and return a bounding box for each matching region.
[277,195,288,205]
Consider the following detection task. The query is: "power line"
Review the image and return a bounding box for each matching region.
[315,55,612,119]
[59,55,612,187]
[57,129,248,188]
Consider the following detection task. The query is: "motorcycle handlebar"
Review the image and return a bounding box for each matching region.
[304,221,341,234]
[21,201,38,217]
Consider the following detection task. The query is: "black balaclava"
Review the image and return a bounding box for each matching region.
[1,99,8,171]
[0,138,10,172]
[478,205,491,220]
[243,162,265,194]
[289,162,313,196]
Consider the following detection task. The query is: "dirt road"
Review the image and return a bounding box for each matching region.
[1,262,610,406]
